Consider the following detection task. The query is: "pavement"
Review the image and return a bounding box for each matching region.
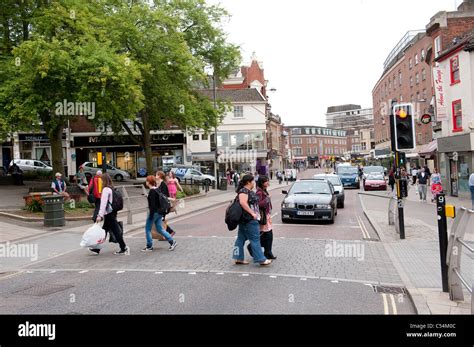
[358,183,473,315]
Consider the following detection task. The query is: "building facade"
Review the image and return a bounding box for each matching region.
[284,126,347,168]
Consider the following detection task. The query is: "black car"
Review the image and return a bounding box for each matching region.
[281,179,338,224]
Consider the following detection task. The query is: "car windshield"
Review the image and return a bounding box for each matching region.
[289,181,331,195]
[364,167,384,174]
[315,176,340,186]
[338,167,358,175]
[367,174,384,180]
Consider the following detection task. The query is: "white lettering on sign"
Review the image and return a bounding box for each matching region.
[433,67,447,121]
[89,137,98,143]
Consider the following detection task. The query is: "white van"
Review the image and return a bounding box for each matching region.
[9,159,53,174]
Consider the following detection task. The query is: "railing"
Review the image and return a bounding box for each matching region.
[447,207,474,314]
[119,184,149,225]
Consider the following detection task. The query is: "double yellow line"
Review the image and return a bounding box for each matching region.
[382,293,398,315]
[356,216,370,239]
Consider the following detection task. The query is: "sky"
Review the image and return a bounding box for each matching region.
[206,0,463,127]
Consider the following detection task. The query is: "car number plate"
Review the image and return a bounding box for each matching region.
[297,211,315,216]
[372,185,379,187]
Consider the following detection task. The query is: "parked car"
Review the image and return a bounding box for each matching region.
[281,179,338,224]
[364,173,387,191]
[362,166,385,182]
[313,174,345,208]
[9,159,52,174]
[336,165,360,189]
[171,167,216,185]
[79,162,130,181]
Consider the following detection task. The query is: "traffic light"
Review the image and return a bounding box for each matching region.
[392,103,416,151]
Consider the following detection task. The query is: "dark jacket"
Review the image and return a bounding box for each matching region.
[418,172,429,185]
[157,181,170,197]
[256,187,272,215]
[147,188,159,217]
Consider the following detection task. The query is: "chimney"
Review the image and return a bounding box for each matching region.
[458,0,474,11]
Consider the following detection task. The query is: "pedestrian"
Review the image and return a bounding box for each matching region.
[388,168,395,192]
[254,172,259,182]
[233,171,239,187]
[8,162,24,186]
[430,168,443,203]
[270,170,273,180]
[89,170,103,222]
[75,166,89,194]
[142,175,177,252]
[411,166,418,185]
[156,171,176,237]
[232,174,272,266]
[51,172,70,201]
[247,176,276,260]
[277,171,283,185]
[226,169,231,185]
[417,168,429,202]
[90,173,129,255]
[469,171,474,210]
[424,165,431,178]
[167,171,183,213]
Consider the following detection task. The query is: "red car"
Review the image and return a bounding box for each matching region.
[364,174,387,191]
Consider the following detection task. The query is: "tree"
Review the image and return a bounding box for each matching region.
[0,0,144,175]
[108,0,241,174]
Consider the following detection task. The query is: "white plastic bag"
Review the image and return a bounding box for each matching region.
[80,223,106,248]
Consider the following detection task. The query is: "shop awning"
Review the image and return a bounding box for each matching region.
[417,140,437,155]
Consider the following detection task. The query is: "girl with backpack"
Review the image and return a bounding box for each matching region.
[232,174,272,266]
[156,171,177,237]
[142,174,177,251]
[90,173,129,255]
[247,176,277,260]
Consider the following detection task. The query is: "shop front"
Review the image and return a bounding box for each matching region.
[437,133,474,199]
[72,133,185,178]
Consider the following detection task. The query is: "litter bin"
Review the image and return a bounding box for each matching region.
[219,178,227,191]
[43,195,65,227]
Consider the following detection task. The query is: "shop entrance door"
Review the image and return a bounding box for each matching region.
[449,159,458,197]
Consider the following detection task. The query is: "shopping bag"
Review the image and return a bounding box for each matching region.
[80,223,106,248]
[151,220,167,241]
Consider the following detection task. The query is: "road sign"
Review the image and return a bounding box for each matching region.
[420,114,432,124]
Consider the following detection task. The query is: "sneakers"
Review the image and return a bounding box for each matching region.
[88,248,100,255]
[168,240,178,251]
[141,246,153,252]
[114,247,130,255]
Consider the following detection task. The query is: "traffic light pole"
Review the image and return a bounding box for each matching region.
[394,151,406,240]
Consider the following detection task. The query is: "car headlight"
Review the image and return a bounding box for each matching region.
[283,202,296,208]
[316,204,331,209]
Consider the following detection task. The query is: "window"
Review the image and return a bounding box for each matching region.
[293,148,302,156]
[416,92,420,101]
[399,72,402,86]
[409,58,413,69]
[422,68,426,81]
[422,89,427,101]
[291,138,302,145]
[421,49,426,61]
[450,56,460,84]
[417,133,422,144]
[410,76,413,87]
[452,100,462,132]
[434,36,441,58]
[415,73,419,84]
[201,134,208,141]
[415,54,419,65]
[233,105,244,118]
[393,76,396,90]
[192,134,199,141]
[292,128,301,135]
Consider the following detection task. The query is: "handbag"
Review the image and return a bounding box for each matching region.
[152,220,168,241]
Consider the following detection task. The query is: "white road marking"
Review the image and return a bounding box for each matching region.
[212,236,217,238]
[331,280,339,283]
[216,273,224,275]
[116,271,125,274]
[79,270,88,274]
[155,272,163,274]
[188,272,196,275]
[356,216,370,239]
[300,278,307,281]
[241,274,249,277]
[49,271,56,273]
[270,276,277,279]
[187,235,193,238]
[389,294,398,315]
[271,213,278,218]
[382,293,389,315]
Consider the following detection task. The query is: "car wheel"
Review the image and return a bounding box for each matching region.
[339,200,345,209]
[335,206,338,216]
[115,174,123,182]
[329,214,335,224]
[281,217,289,224]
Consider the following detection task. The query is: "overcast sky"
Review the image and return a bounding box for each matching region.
[207,0,462,127]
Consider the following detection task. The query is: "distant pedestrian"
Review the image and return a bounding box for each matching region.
[247,176,276,260]
[90,173,129,255]
[431,168,443,203]
[417,168,429,202]
[233,174,271,266]
[270,170,274,180]
[226,170,231,185]
[388,168,395,192]
[8,162,24,185]
[233,171,239,187]
[141,175,177,252]
[469,172,474,209]
[277,171,283,185]
[411,167,418,185]
[89,170,103,222]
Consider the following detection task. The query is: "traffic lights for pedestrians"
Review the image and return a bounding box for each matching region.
[392,104,415,151]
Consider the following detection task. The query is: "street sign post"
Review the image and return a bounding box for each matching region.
[436,193,449,292]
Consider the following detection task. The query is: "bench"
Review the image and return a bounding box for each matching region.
[24,184,86,206]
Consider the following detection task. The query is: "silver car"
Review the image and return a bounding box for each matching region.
[313,174,345,208]
[9,159,53,174]
[79,162,130,181]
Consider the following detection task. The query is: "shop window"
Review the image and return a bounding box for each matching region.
[201,134,208,141]
[193,135,199,141]
[452,100,462,132]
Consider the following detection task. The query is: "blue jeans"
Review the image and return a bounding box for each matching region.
[233,220,267,263]
[145,212,173,248]
[470,185,474,209]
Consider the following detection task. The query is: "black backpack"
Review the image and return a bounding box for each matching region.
[225,195,243,231]
[111,188,124,212]
[156,190,171,215]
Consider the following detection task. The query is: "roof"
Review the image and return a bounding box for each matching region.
[197,88,266,103]
[435,29,474,61]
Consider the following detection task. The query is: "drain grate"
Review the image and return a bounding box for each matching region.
[372,285,408,296]
[14,284,74,296]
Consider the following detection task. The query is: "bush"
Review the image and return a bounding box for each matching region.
[23,171,39,180]
[182,185,200,196]
[176,191,186,199]
[25,196,44,212]
[65,200,92,210]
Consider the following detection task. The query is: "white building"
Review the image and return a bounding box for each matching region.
[190,88,268,176]
[434,31,474,199]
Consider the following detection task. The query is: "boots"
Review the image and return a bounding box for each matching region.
[261,231,277,260]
